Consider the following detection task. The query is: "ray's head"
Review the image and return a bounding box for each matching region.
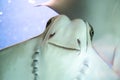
[42,15,94,51]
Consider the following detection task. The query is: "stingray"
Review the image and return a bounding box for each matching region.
[0,15,119,80]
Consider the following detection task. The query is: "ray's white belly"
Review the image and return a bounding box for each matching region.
[39,44,82,80]
[0,40,119,80]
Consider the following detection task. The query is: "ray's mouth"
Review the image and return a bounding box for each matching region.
[48,42,80,51]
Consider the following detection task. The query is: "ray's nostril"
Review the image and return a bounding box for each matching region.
[77,39,81,46]
[49,32,55,39]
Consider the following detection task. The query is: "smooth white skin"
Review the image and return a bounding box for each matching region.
[0,15,119,80]
[39,1,120,72]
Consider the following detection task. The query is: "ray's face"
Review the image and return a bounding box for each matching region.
[39,15,94,80]
[42,15,94,51]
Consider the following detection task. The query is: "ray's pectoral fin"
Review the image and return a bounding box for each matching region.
[112,44,120,76]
